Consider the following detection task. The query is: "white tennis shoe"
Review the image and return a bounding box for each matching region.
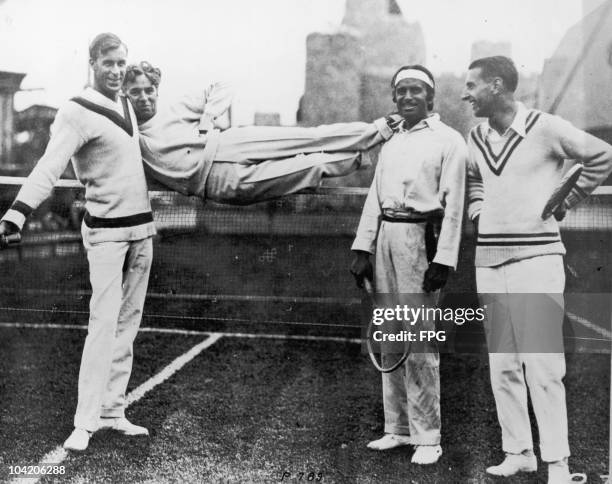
[411,444,442,465]
[63,427,91,451]
[366,433,412,450]
[486,452,537,476]
[97,417,149,436]
[547,459,587,484]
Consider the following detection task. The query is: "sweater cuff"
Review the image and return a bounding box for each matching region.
[351,237,375,254]
[2,209,26,230]
[433,250,457,270]
[563,187,587,211]
[468,201,482,221]
[373,117,394,141]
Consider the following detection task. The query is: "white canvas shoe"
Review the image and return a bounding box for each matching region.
[63,428,91,451]
[411,445,442,465]
[366,433,412,450]
[547,459,587,484]
[486,452,537,477]
[97,417,149,436]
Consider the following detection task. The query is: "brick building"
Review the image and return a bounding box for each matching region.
[299,0,425,126]
[0,70,26,172]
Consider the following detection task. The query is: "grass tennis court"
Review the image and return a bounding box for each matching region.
[0,189,610,483]
[0,326,609,483]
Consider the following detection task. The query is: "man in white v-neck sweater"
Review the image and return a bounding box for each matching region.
[0,33,155,452]
[122,62,396,204]
[462,55,612,484]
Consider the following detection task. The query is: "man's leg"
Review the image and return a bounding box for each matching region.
[506,255,569,463]
[371,223,442,461]
[371,223,411,446]
[477,265,536,476]
[213,120,390,163]
[205,151,362,204]
[100,237,153,427]
[74,240,128,432]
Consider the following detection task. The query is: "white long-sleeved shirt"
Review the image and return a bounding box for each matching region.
[351,114,467,269]
[138,81,233,195]
[2,87,155,243]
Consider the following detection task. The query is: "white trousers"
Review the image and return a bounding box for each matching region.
[375,222,441,445]
[206,152,361,204]
[74,234,153,431]
[202,121,385,203]
[476,255,569,462]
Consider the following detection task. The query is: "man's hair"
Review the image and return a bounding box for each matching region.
[390,64,435,110]
[468,56,518,93]
[124,61,162,88]
[89,32,126,60]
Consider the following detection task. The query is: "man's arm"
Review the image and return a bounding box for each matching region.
[466,139,484,233]
[179,80,234,133]
[1,110,84,231]
[548,115,612,211]
[422,133,467,292]
[431,133,468,270]
[350,162,383,288]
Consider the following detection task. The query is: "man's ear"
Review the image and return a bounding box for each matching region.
[491,77,503,94]
[88,57,95,68]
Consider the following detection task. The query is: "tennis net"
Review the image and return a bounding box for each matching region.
[0,178,610,342]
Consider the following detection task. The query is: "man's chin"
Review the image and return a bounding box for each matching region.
[136,112,155,124]
[402,112,426,126]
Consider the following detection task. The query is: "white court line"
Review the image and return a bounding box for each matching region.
[10,333,222,484]
[0,322,362,344]
[0,309,360,328]
[567,311,612,340]
[3,319,610,347]
[0,288,361,305]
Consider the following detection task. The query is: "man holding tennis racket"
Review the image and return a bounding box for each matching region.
[350,65,467,465]
[122,62,397,205]
[0,33,154,452]
[462,55,612,483]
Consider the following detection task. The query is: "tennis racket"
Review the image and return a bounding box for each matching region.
[364,278,410,373]
[541,164,583,220]
[0,233,21,249]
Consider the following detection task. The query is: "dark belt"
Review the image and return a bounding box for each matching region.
[84,211,153,229]
[381,215,428,223]
[381,215,441,263]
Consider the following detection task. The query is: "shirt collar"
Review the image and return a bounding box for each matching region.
[399,113,440,133]
[485,102,528,138]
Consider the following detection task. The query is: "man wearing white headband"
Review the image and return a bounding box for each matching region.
[123,62,398,204]
[351,65,467,465]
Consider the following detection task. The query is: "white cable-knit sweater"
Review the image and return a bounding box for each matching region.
[2,87,155,243]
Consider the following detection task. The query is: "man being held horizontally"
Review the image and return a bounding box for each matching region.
[123,62,400,204]
[0,33,156,452]
[350,65,467,465]
[462,55,612,483]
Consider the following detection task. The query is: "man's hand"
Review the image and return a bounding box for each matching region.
[0,220,21,249]
[553,201,568,221]
[385,113,403,133]
[350,251,373,289]
[0,220,19,236]
[422,262,450,293]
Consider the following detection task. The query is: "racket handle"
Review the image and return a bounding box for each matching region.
[0,232,21,249]
[363,278,374,295]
